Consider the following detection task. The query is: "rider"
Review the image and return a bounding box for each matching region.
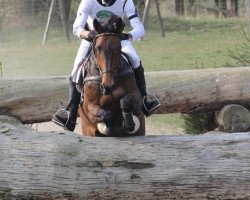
[53,0,160,131]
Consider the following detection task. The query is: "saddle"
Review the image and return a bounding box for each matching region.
[74,50,134,94]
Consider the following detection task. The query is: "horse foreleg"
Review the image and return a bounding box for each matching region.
[120,95,136,133]
[86,103,115,136]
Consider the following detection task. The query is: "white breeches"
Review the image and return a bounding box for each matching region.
[71,39,141,79]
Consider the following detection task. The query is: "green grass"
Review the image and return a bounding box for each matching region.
[0,18,247,78]
[0,17,248,133]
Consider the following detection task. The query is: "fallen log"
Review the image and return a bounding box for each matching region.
[0,115,249,199]
[1,67,250,124]
[0,76,68,124]
[216,104,250,132]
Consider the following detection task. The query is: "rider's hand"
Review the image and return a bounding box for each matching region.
[120,32,133,41]
[87,30,96,42]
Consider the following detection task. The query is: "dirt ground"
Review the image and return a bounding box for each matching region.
[30,118,184,136]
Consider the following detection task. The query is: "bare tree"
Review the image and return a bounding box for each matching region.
[247,0,250,31]
[214,0,227,17]
[187,0,196,17]
[227,0,238,17]
[215,0,238,17]
[58,0,71,42]
[0,0,5,44]
[175,0,185,16]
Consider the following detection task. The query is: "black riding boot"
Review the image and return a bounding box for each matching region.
[134,65,160,117]
[53,78,81,131]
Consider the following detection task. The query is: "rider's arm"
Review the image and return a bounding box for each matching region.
[73,0,91,39]
[124,0,145,42]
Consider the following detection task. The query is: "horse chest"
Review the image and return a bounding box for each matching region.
[99,95,116,107]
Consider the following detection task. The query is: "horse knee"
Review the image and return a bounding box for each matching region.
[120,95,132,113]
[103,111,114,128]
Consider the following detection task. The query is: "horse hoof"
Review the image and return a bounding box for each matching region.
[126,115,140,134]
[97,123,108,135]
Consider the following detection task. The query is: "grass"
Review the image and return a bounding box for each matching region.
[0,17,248,134]
[0,18,247,78]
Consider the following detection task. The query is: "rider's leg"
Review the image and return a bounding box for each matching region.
[53,40,91,131]
[53,78,81,131]
[121,40,160,117]
[133,64,160,116]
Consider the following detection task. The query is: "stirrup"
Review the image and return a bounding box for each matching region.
[52,108,70,127]
[142,94,161,117]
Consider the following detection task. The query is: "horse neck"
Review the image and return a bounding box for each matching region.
[85,50,99,76]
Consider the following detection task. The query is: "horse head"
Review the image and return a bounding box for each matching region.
[93,15,124,95]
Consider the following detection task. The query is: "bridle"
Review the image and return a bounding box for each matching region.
[83,32,134,90]
[93,32,121,76]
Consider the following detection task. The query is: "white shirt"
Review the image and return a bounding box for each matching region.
[73,0,145,41]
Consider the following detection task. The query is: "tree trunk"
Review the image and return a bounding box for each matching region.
[175,0,185,16]
[155,0,165,37]
[142,0,151,26]
[215,0,227,17]
[247,0,250,31]
[0,116,249,200]
[1,67,250,124]
[216,104,250,132]
[42,0,56,45]
[0,16,2,45]
[58,0,71,42]
[187,0,197,17]
[0,76,69,124]
[226,0,237,17]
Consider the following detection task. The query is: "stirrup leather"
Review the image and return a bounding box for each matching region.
[142,93,161,117]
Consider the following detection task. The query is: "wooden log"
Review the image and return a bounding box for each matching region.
[147,67,250,114]
[1,67,250,124]
[0,115,250,199]
[0,76,69,124]
[216,104,250,132]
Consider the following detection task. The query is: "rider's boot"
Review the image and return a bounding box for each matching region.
[133,64,160,117]
[52,77,81,131]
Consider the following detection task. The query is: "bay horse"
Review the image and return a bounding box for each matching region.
[78,15,145,137]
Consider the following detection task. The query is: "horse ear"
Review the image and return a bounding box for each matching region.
[93,19,103,33]
[113,17,125,33]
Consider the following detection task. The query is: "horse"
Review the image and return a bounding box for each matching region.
[78,15,145,137]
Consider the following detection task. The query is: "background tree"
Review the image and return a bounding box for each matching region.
[247,0,250,31]
[175,0,185,16]
[226,0,238,17]
[214,0,238,17]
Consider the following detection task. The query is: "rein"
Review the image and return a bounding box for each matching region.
[95,32,119,38]
[83,32,134,84]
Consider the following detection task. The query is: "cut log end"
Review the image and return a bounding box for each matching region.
[216,104,250,132]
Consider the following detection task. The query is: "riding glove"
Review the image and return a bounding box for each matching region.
[86,30,96,42]
[120,33,133,41]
